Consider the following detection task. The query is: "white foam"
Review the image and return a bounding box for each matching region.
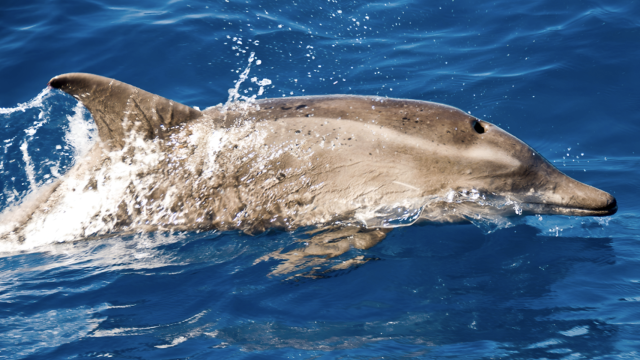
[91,309,209,337]
[560,326,589,337]
[0,181,60,248]
[0,91,101,249]
[2,114,232,249]
[64,101,97,158]
[155,336,188,348]
[0,88,53,115]
[19,139,37,191]
[15,100,52,193]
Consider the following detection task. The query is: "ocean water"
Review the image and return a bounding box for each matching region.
[1,0,639,358]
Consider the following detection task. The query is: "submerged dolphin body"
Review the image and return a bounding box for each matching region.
[1,73,616,246]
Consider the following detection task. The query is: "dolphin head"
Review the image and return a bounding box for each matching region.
[443,117,617,217]
[219,95,617,220]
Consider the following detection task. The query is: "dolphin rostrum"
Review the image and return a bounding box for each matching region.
[0,73,616,251]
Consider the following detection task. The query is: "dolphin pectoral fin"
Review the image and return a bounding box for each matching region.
[48,73,202,150]
[255,226,390,278]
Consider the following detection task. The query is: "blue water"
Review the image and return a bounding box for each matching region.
[1,0,640,358]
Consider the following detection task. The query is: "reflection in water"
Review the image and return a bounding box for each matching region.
[207,224,618,357]
[0,222,620,358]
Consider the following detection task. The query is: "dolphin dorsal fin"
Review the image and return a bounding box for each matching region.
[49,73,202,150]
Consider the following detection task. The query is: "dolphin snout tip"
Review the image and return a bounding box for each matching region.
[585,190,617,216]
[602,193,617,215]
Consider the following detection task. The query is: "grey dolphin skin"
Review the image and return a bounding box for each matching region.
[7,73,616,249]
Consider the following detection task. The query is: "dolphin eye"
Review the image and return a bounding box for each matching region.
[473,120,485,134]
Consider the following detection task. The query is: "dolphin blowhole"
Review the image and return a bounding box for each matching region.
[473,120,485,134]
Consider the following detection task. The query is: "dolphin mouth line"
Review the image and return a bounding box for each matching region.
[525,201,618,217]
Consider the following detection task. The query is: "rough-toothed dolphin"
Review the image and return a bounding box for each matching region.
[0,73,616,249]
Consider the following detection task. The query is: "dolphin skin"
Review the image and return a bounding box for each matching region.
[1,73,617,245]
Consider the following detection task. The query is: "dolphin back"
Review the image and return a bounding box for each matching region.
[49,73,202,150]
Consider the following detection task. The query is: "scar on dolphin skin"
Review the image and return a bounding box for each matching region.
[15,73,618,275]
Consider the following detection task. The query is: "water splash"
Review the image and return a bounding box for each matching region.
[221,52,272,114]
[19,137,38,191]
[0,53,273,248]
[6,89,55,192]
[351,187,609,236]
[0,88,53,115]
[354,197,429,228]
[351,189,529,234]
[64,102,97,158]
[0,89,96,248]
[1,89,94,198]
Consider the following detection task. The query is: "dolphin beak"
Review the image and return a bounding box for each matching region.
[553,175,617,216]
[526,175,617,217]
[554,187,617,216]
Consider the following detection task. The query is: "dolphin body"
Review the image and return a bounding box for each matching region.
[0,73,617,245]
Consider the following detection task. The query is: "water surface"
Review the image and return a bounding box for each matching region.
[1,0,639,358]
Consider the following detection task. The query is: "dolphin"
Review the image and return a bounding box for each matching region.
[0,73,616,248]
